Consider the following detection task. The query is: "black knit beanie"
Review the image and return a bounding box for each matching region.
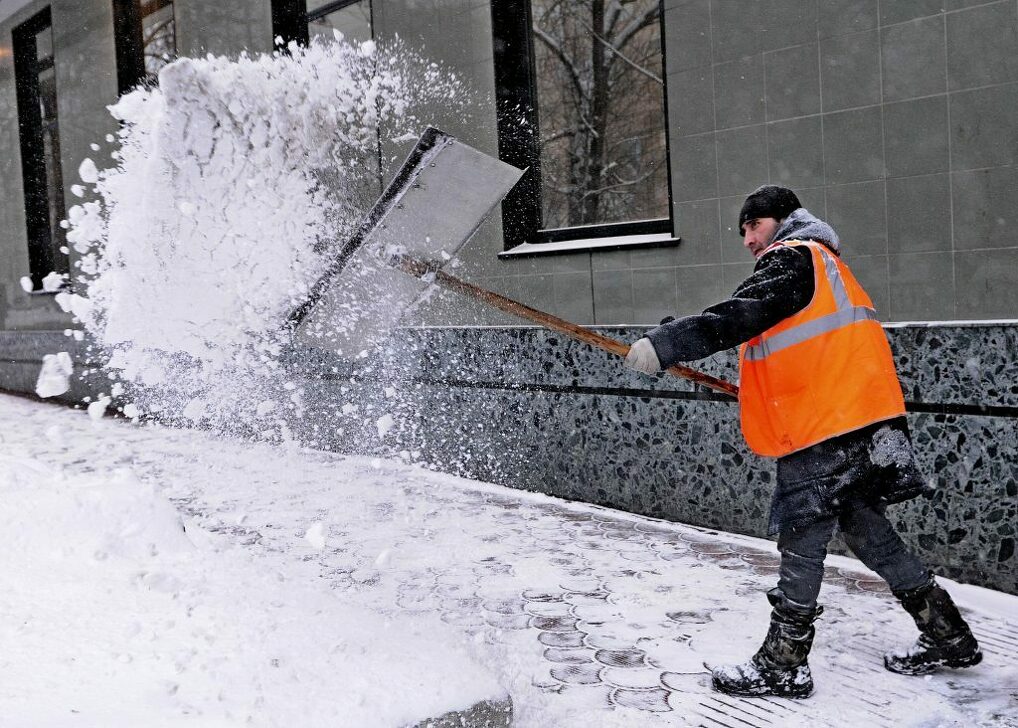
[738,185,801,235]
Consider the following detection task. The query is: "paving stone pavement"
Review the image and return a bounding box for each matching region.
[3,395,1017,727]
[160,493,1018,726]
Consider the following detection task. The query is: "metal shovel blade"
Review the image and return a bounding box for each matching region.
[289,127,524,357]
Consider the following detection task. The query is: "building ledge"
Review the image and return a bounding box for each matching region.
[498,232,679,258]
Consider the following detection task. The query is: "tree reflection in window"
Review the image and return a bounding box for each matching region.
[113,0,177,93]
[140,0,176,80]
[531,0,668,230]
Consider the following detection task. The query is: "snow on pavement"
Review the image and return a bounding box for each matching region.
[0,397,502,728]
[2,393,1016,727]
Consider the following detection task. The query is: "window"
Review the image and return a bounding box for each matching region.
[272,0,373,49]
[13,7,68,290]
[491,0,672,250]
[112,0,177,94]
[307,0,372,45]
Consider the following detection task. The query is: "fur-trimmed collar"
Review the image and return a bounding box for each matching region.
[771,208,840,254]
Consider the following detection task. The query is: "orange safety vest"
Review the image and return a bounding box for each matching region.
[738,240,905,457]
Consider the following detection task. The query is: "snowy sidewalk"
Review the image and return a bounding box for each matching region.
[2,394,1016,727]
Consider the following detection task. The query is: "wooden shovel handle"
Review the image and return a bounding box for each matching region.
[390,254,740,399]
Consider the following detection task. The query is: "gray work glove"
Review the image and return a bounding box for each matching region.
[624,337,660,374]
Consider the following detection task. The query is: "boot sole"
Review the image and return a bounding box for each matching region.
[883,649,983,676]
[711,676,814,699]
[945,650,983,670]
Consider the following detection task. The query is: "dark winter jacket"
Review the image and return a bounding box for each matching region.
[643,208,928,534]
[645,208,839,365]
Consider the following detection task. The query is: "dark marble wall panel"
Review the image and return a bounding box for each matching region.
[889,324,1018,407]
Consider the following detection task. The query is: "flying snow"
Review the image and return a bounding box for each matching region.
[59,36,466,441]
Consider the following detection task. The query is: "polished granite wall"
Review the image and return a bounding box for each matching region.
[3,322,1016,595]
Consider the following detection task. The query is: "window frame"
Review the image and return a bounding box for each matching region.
[490,0,676,254]
[13,6,68,291]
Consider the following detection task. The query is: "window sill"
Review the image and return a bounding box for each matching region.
[498,232,679,259]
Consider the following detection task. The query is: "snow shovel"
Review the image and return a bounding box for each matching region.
[288,127,738,399]
[287,126,524,355]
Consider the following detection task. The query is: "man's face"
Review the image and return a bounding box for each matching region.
[741,217,781,259]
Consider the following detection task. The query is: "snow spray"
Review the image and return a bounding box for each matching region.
[56,35,468,444]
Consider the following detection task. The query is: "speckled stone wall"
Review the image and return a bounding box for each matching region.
[2,323,1016,594]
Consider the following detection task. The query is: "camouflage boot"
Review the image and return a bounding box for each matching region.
[884,576,982,676]
[711,588,823,699]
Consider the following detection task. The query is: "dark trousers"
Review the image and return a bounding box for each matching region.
[776,503,929,609]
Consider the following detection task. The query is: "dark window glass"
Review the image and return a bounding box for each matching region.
[492,0,672,247]
[38,62,64,271]
[533,0,668,229]
[112,0,177,94]
[272,0,309,48]
[13,7,68,289]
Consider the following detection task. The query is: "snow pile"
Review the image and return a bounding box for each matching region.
[2,457,191,566]
[0,448,503,726]
[61,35,465,439]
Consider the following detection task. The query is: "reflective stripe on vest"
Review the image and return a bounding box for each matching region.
[743,245,875,361]
[743,305,878,361]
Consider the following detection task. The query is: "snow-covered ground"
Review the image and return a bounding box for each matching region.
[2,393,1016,727]
[0,396,503,728]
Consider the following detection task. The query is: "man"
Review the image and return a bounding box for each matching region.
[624,185,981,698]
